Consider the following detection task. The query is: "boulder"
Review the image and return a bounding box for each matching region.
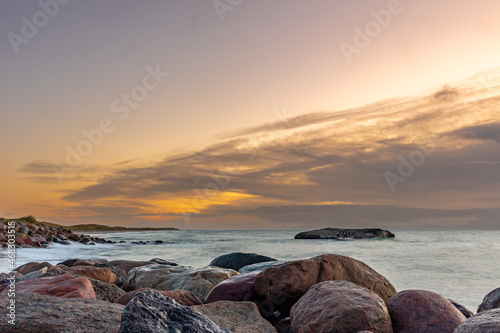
[148,258,178,265]
[193,301,278,333]
[209,252,277,271]
[294,227,395,239]
[449,299,474,318]
[386,290,465,333]
[0,292,124,332]
[454,309,500,333]
[58,258,108,267]
[125,264,238,301]
[477,287,500,313]
[94,263,127,288]
[205,271,259,303]
[108,260,159,274]
[118,290,230,333]
[68,266,117,284]
[14,262,53,275]
[254,254,396,316]
[116,288,201,306]
[18,267,49,281]
[239,261,286,273]
[290,281,392,333]
[1,274,96,298]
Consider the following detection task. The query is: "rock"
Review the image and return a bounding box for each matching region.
[69,266,117,284]
[90,279,126,303]
[209,252,277,271]
[118,290,230,333]
[94,263,127,288]
[14,262,53,275]
[125,264,238,301]
[0,292,124,332]
[205,271,259,303]
[386,289,465,333]
[454,309,500,333]
[18,225,29,234]
[193,301,278,333]
[449,299,474,318]
[58,258,108,267]
[239,261,287,273]
[18,267,49,281]
[254,254,396,317]
[477,287,500,313]
[108,260,159,273]
[290,281,392,333]
[116,288,201,306]
[1,274,96,298]
[149,258,178,265]
[295,227,395,239]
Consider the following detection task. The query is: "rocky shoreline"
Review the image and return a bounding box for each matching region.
[0,252,499,332]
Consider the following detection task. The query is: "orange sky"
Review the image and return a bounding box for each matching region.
[1,1,500,229]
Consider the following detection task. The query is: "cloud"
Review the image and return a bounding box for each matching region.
[448,122,500,143]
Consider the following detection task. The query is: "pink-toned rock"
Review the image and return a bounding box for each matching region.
[15,262,53,275]
[291,281,392,333]
[205,271,259,303]
[386,290,465,333]
[254,254,396,316]
[115,288,201,306]
[1,274,96,298]
[69,266,117,284]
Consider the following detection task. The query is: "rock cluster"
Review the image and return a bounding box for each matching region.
[0,252,498,333]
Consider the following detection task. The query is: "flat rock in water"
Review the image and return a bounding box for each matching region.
[295,228,395,240]
[119,290,229,333]
[193,301,278,333]
[0,292,124,333]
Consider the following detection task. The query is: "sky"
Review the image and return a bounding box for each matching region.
[0,0,499,229]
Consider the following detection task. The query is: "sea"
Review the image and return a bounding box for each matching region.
[1,230,499,311]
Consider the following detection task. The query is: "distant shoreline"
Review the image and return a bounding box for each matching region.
[73,228,180,234]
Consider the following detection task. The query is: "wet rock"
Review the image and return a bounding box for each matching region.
[0,292,124,332]
[295,227,395,239]
[193,301,278,333]
[254,254,396,317]
[454,308,500,333]
[205,271,259,303]
[116,288,201,306]
[386,289,465,333]
[118,290,229,333]
[209,252,277,271]
[477,287,500,313]
[290,281,392,333]
[1,274,96,298]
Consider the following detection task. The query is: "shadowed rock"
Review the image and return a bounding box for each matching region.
[477,287,500,313]
[116,288,201,306]
[295,227,395,240]
[454,308,500,333]
[209,252,277,271]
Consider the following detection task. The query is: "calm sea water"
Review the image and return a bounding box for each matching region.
[1,230,499,311]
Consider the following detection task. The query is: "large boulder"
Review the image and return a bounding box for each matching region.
[0,292,124,332]
[294,228,395,239]
[205,271,259,303]
[94,263,127,288]
[108,260,166,274]
[454,309,500,333]
[118,290,230,333]
[1,274,96,298]
[68,266,117,284]
[124,264,238,301]
[254,254,396,316]
[18,267,49,281]
[449,299,474,318]
[239,261,286,273]
[193,301,278,333]
[116,288,201,306]
[290,281,392,333]
[209,252,277,271]
[14,262,53,275]
[477,287,500,313]
[386,290,465,333]
[58,258,108,267]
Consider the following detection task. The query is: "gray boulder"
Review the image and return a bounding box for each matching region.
[477,287,500,313]
[209,252,277,271]
[454,309,500,333]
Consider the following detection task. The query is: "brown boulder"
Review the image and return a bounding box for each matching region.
[454,308,500,333]
[193,301,277,333]
[69,266,117,284]
[1,274,96,298]
[254,254,396,316]
[386,290,465,333]
[0,292,123,332]
[14,262,53,275]
[115,288,201,306]
[290,281,392,333]
[205,271,259,303]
